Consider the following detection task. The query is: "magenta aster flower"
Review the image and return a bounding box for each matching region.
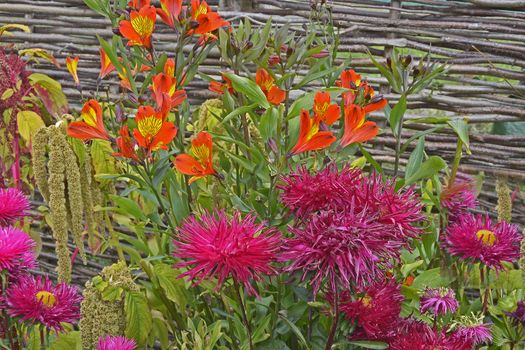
[6,275,82,332]
[173,210,281,295]
[0,226,36,274]
[450,323,492,346]
[389,319,469,350]
[444,213,521,269]
[278,164,360,217]
[440,180,477,222]
[420,287,459,316]
[507,301,525,325]
[339,279,403,341]
[98,336,136,350]
[0,188,30,226]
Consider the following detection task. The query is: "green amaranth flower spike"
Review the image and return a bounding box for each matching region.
[496,176,512,223]
[79,262,138,350]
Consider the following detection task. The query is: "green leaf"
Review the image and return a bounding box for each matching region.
[29,73,68,115]
[294,66,340,89]
[223,73,270,109]
[411,267,452,289]
[154,263,188,307]
[358,145,383,174]
[347,340,388,349]
[109,195,146,220]
[125,291,153,346]
[405,156,446,185]
[90,139,117,178]
[400,260,424,278]
[278,312,311,350]
[447,118,470,153]
[389,95,406,137]
[49,331,81,350]
[405,136,425,180]
[17,110,45,142]
[258,107,278,140]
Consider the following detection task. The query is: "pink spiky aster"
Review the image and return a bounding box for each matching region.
[173,210,281,296]
[6,275,81,332]
[278,164,361,218]
[450,323,492,347]
[98,336,136,350]
[0,226,36,274]
[440,180,477,222]
[281,166,423,294]
[420,287,459,316]
[339,279,403,341]
[0,188,30,226]
[444,213,521,269]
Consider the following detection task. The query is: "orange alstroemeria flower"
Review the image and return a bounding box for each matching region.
[208,73,233,95]
[113,125,138,160]
[290,109,336,156]
[151,73,187,112]
[133,105,178,152]
[66,56,80,85]
[98,48,115,80]
[67,99,109,141]
[191,0,229,36]
[157,0,182,28]
[174,131,216,184]
[119,5,156,49]
[339,104,379,148]
[164,58,175,77]
[127,0,150,9]
[313,91,340,125]
[255,68,286,106]
[338,69,388,114]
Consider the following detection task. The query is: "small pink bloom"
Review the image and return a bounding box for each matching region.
[0,226,36,275]
[98,336,136,350]
[0,188,30,226]
[420,287,459,316]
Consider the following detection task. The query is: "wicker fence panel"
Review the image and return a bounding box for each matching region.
[1,0,524,230]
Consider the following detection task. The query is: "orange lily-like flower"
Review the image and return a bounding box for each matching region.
[164,58,175,77]
[66,56,80,85]
[157,0,182,28]
[338,69,388,114]
[151,73,187,112]
[313,91,340,125]
[255,68,286,106]
[174,131,216,184]
[208,73,233,95]
[191,0,230,36]
[67,99,109,141]
[119,5,156,49]
[339,104,379,149]
[113,125,138,160]
[98,48,115,80]
[133,105,178,152]
[127,0,150,8]
[289,109,336,156]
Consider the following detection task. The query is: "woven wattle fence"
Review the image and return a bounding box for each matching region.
[1,0,524,277]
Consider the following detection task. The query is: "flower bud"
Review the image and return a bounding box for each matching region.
[189,20,200,29]
[312,50,329,58]
[268,55,281,66]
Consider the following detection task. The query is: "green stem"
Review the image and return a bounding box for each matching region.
[233,280,253,350]
[325,287,339,350]
[449,138,464,186]
[393,112,406,177]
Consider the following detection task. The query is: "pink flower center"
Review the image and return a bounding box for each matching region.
[476,229,496,247]
[36,290,56,307]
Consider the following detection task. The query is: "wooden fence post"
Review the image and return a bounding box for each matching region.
[220,0,255,10]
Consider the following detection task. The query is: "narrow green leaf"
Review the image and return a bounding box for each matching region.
[223,73,270,109]
[405,136,425,180]
[405,156,447,185]
[389,95,406,137]
[447,118,470,153]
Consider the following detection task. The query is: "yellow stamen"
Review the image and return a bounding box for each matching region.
[195,4,208,18]
[476,229,496,246]
[138,116,162,139]
[36,291,56,307]
[192,144,210,164]
[82,107,98,127]
[361,294,372,308]
[305,122,319,141]
[131,16,154,37]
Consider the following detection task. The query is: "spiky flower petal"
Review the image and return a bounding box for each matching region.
[6,275,81,332]
[440,180,477,222]
[173,210,281,295]
[444,214,521,269]
[420,287,459,316]
[0,188,30,226]
[98,336,136,350]
[0,226,36,274]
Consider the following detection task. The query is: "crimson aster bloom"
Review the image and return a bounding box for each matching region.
[389,319,467,350]
[98,336,136,350]
[444,214,521,269]
[440,179,477,222]
[278,164,361,218]
[6,275,81,332]
[173,210,281,295]
[0,226,36,274]
[420,287,459,316]
[0,187,30,226]
[449,315,492,347]
[339,279,403,341]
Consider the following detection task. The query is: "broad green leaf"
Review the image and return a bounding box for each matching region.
[17,110,45,142]
[49,331,81,350]
[400,260,424,278]
[223,73,270,109]
[405,156,446,185]
[154,263,188,307]
[90,139,117,178]
[125,291,153,345]
[411,267,452,289]
[405,136,425,180]
[389,95,406,137]
[109,195,146,220]
[447,118,470,153]
[29,73,68,115]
